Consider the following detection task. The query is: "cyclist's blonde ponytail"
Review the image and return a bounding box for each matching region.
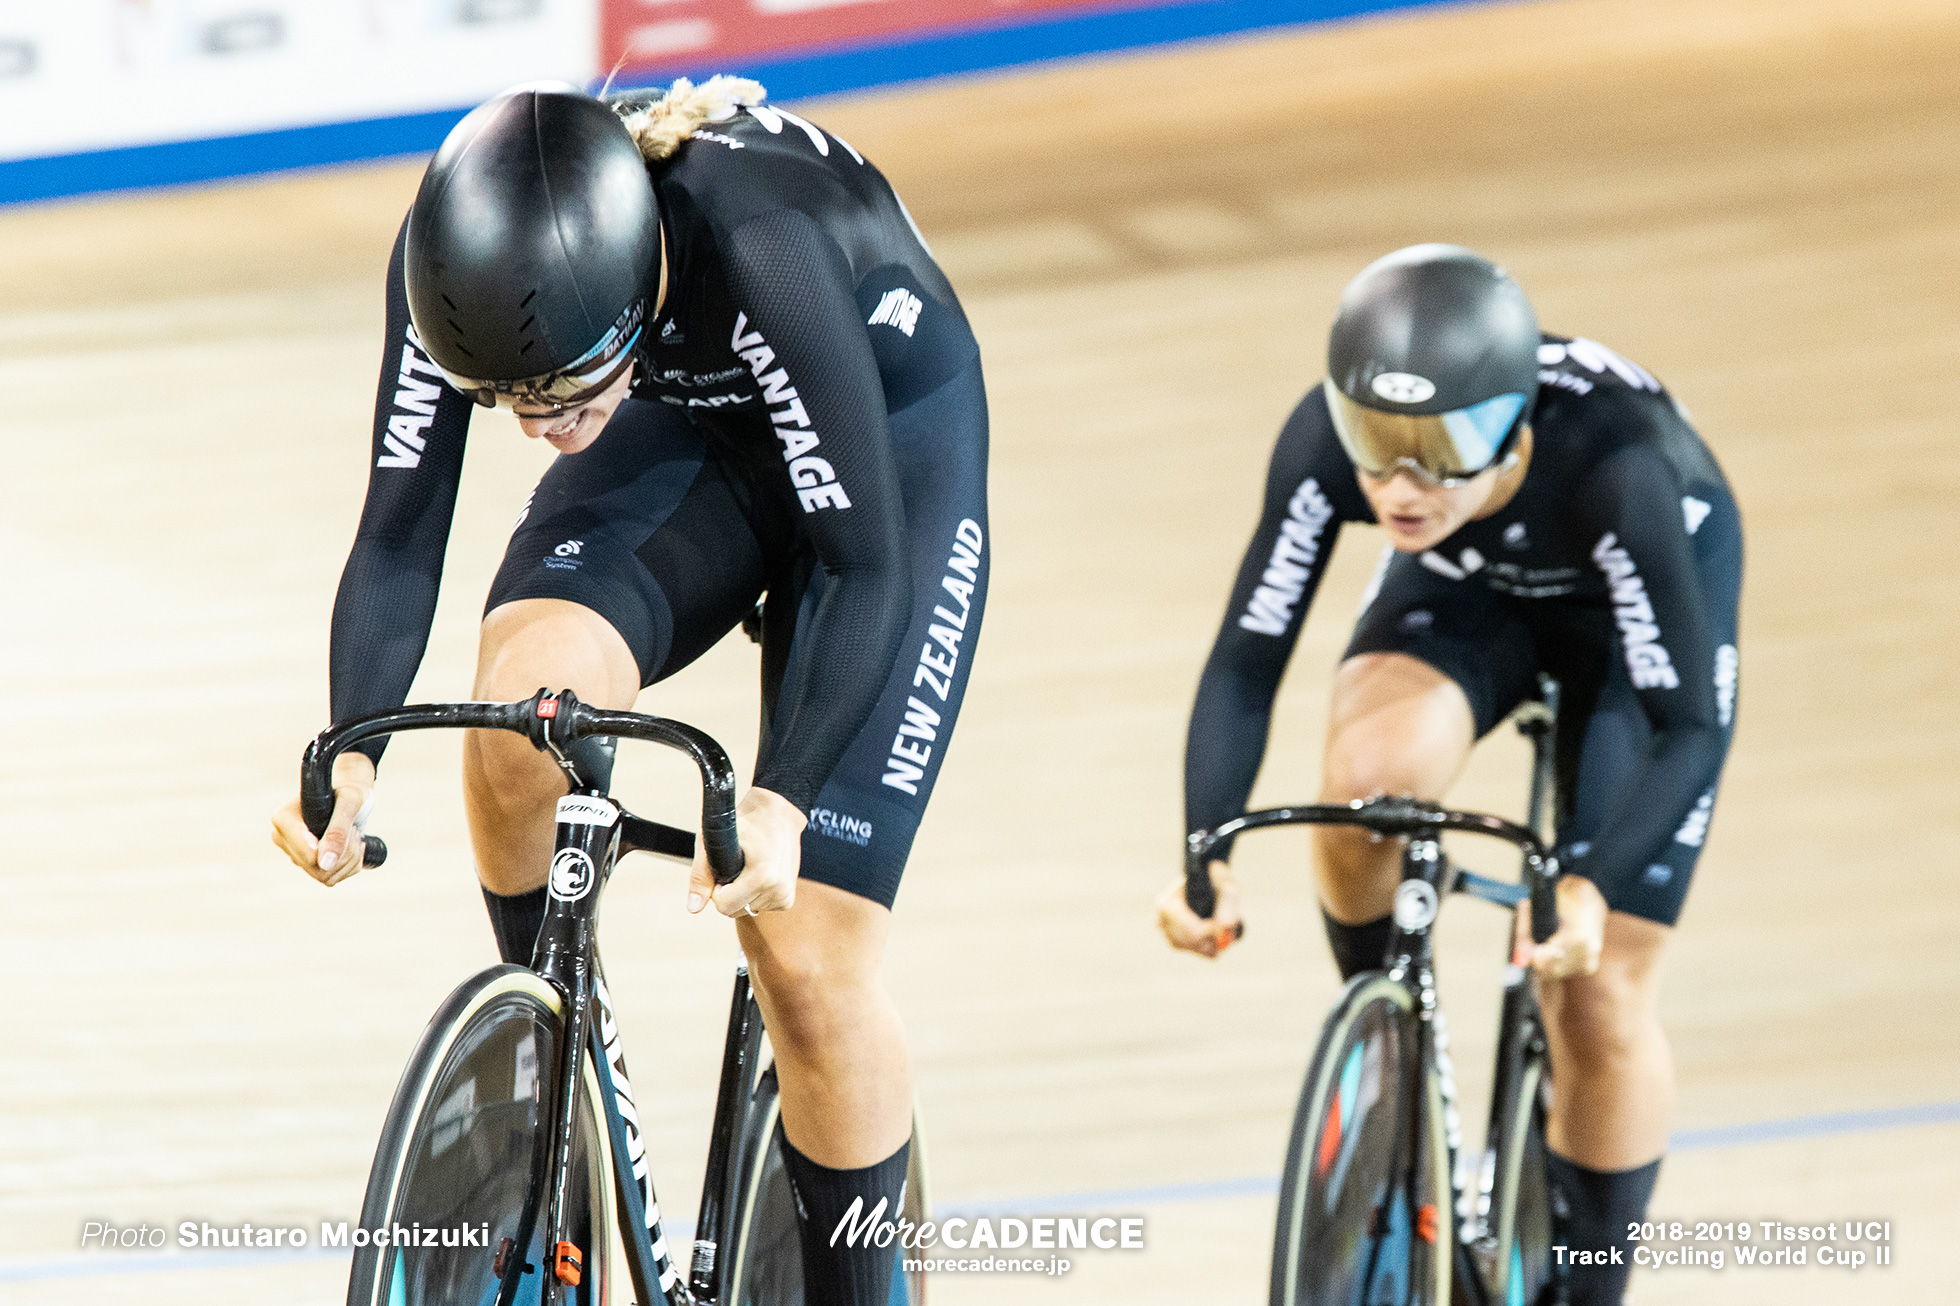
[616,75,768,162]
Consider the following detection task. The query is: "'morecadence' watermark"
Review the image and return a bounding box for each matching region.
[904,1255,1072,1276]
[829,1196,1144,1276]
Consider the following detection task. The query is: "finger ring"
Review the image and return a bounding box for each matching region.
[744,903,758,916]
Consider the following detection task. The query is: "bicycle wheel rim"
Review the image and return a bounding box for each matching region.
[1273,973,1452,1306]
[728,1074,801,1306]
[348,967,615,1306]
[1492,1060,1552,1306]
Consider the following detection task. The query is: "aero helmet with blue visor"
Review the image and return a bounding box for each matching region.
[1325,244,1541,487]
[405,86,661,411]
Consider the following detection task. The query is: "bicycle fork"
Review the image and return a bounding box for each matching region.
[1383,836,1457,1301]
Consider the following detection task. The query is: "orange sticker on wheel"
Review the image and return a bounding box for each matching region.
[1316,1099,1343,1177]
[555,1241,583,1286]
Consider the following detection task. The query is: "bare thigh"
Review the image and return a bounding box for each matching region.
[1316,651,1477,921]
[464,598,643,894]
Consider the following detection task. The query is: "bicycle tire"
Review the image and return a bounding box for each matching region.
[1272,973,1454,1306]
[723,1064,931,1305]
[1487,1056,1555,1306]
[347,965,618,1306]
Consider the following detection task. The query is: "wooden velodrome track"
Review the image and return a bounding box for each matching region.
[3,0,1955,1301]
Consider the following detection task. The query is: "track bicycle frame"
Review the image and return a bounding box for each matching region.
[301,688,762,1306]
[1183,683,1566,1304]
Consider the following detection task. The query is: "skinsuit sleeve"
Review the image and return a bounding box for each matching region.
[719,209,913,813]
[1565,444,1728,901]
[1184,390,1364,857]
[327,220,475,763]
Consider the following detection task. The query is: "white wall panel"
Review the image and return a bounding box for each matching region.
[0,1,599,162]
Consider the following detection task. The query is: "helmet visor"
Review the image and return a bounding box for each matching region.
[439,299,646,410]
[1325,386,1529,485]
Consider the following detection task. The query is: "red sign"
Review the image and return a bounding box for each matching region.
[601,0,1133,76]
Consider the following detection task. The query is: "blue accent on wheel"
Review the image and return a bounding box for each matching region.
[1366,1185,1412,1301]
[1339,1041,1364,1129]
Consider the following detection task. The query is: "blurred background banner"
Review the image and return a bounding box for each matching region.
[603,0,1141,69]
[0,1,600,197]
[601,0,1445,97]
[0,0,1440,204]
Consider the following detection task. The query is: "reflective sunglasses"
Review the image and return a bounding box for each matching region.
[1324,385,1529,488]
[440,299,646,411]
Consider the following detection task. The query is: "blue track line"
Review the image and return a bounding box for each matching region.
[3,1099,1953,1283]
[1669,1099,1960,1152]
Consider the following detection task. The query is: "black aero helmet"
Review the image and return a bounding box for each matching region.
[406,86,659,409]
[1325,243,1540,486]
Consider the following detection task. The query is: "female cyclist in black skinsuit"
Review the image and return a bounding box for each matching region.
[271,79,988,1305]
[1159,245,1742,1306]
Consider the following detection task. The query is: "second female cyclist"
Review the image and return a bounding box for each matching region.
[1162,245,1741,1306]
[270,78,989,1305]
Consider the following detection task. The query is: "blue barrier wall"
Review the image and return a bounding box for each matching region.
[0,0,1451,206]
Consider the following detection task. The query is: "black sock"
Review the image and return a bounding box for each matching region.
[1547,1151,1661,1306]
[479,737,607,969]
[1320,909,1395,980]
[779,1133,910,1306]
[481,885,548,965]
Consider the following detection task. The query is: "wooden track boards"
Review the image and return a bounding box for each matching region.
[2,0,1955,1300]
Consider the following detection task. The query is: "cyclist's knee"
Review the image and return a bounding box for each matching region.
[748,953,876,1058]
[462,723,561,804]
[465,599,642,808]
[1320,653,1473,804]
[742,887,889,1055]
[1318,746,1433,808]
[1315,656,1475,910]
[475,598,640,705]
[1548,975,1645,1071]
[1545,917,1669,1070]
[749,952,850,1050]
[1314,728,1449,892]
